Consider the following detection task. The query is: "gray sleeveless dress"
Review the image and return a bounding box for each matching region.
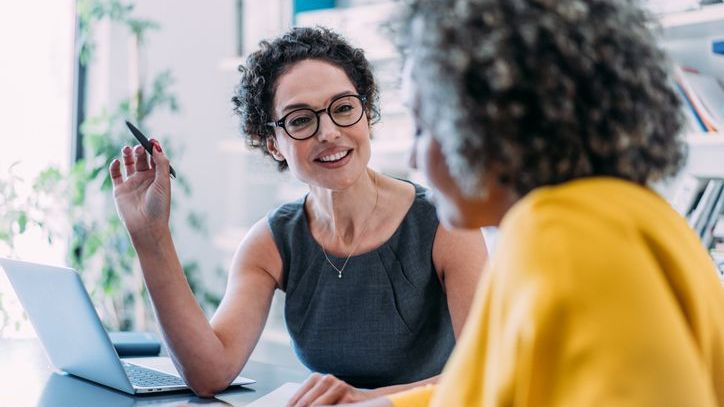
[267,182,455,389]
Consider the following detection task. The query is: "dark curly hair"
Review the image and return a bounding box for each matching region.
[397,0,686,197]
[232,26,380,171]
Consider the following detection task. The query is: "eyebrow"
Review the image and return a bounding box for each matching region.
[280,91,357,115]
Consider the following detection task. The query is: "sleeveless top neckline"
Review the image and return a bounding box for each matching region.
[299,179,418,261]
[267,181,455,389]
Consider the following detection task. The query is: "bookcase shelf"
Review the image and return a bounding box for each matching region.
[659,3,724,39]
[686,134,724,179]
[658,5,724,181]
[688,133,724,146]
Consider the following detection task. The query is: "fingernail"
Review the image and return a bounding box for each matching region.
[150,139,162,153]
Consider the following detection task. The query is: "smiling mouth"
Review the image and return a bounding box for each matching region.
[315,149,351,163]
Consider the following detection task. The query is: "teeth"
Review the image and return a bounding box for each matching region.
[319,150,349,162]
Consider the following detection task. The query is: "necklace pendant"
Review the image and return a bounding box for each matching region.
[338,271,342,279]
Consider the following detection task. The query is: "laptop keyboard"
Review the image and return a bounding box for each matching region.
[123,362,186,388]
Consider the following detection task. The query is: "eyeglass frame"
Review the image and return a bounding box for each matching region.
[266,94,367,141]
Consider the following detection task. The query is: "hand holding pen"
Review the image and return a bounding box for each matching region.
[108,122,174,238]
[125,121,176,178]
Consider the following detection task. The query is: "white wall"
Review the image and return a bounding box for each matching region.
[87,1,247,294]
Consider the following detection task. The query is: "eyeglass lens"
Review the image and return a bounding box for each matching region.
[284,95,364,140]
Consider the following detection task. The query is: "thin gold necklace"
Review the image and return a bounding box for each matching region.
[321,173,379,279]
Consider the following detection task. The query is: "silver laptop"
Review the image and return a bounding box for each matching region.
[0,258,255,394]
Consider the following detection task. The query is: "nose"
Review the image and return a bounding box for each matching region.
[315,112,341,142]
[408,137,418,170]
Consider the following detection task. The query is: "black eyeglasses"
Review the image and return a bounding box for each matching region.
[267,94,367,140]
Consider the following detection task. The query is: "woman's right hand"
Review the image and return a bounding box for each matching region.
[287,373,373,406]
[109,140,172,239]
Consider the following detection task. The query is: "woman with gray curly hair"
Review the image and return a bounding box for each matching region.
[339,0,724,406]
[109,26,487,402]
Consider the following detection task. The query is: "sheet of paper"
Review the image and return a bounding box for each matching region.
[217,382,301,407]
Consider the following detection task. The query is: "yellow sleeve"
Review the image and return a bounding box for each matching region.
[387,384,436,407]
[428,180,724,406]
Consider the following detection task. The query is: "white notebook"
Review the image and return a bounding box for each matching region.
[216,382,301,407]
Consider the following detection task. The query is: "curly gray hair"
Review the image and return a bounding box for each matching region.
[397,0,686,197]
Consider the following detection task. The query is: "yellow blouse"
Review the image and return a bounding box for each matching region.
[390,178,724,406]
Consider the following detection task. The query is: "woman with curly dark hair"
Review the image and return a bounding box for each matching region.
[337,0,724,406]
[108,26,487,402]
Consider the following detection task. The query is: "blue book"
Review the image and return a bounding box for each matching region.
[714,40,724,55]
[675,82,707,132]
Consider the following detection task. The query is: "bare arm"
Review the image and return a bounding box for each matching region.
[109,143,281,397]
[207,218,283,388]
[431,225,488,337]
[137,220,280,397]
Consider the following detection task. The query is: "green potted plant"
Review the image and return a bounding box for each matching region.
[0,0,221,335]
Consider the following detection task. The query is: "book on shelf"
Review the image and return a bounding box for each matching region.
[672,177,724,241]
[680,67,724,128]
[674,177,724,280]
[702,187,724,248]
[709,218,724,281]
[714,40,724,56]
[688,179,724,236]
[670,175,708,216]
[674,66,724,134]
[713,214,724,239]
[674,82,708,133]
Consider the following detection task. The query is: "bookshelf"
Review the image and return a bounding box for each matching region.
[657,4,724,278]
[686,134,724,179]
[656,4,724,180]
[658,3,724,38]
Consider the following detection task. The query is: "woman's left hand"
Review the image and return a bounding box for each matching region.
[287,373,371,406]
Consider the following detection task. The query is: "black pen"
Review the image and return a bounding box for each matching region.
[124,121,176,178]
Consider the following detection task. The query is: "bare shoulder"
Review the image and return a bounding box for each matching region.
[432,225,488,277]
[378,175,417,216]
[229,216,284,289]
[359,175,417,249]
